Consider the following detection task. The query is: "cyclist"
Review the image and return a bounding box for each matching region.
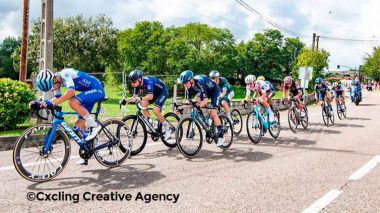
[178,70,224,146]
[281,76,306,117]
[332,82,346,110]
[314,77,332,113]
[257,76,276,109]
[125,69,171,140]
[31,68,105,141]
[242,75,275,122]
[350,76,362,102]
[209,70,234,120]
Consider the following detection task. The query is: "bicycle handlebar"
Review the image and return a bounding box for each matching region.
[30,104,64,120]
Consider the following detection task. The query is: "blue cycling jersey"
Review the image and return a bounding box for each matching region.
[54,68,103,98]
[265,80,275,91]
[133,76,167,95]
[186,75,218,99]
[314,83,330,94]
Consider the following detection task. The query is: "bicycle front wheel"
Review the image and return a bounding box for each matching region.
[322,105,330,126]
[288,107,299,133]
[94,119,132,167]
[300,106,309,129]
[13,124,71,182]
[176,117,203,158]
[246,111,263,144]
[122,115,147,156]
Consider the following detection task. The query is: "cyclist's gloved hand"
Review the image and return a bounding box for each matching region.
[30,101,41,110]
[43,100,54,109]
[119,99,127,106]
[195,104,202,111]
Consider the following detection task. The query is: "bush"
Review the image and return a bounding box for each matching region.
[0,78,35,130]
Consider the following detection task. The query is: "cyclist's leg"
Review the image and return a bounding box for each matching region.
[74,89,105,139]
[152,90,168,123]
[221,91,233,118]
[333,91,339,106]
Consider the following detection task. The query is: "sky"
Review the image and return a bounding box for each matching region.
[1,0,380,70]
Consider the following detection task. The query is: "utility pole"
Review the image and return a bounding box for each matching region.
[19,0,30,82]
[316,36,320,50]
[38,0,54,123]
[312,33,316,50]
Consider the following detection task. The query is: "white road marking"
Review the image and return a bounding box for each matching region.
[302,189,343,213]
[349,155,380,181]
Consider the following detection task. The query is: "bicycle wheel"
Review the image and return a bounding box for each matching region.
[176,117,203,158]
[322,105,329,126]
[272,107,280,121]
[337,104,343,120]
[122,115,147,156]
[219,114,234,149]
[300,107,309,129]
[246,111,263,144]
[94,119,131,167]
[288,107,299,133]
[269,109,281,139]
[231,109,243,135]
[329,105,335,125]
[343,105,347,118]
[160,112,180,148]
[13,124,71,182]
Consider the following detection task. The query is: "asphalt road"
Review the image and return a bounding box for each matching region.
[0,90,379,212]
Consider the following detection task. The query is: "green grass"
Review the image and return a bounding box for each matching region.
[0,120,35,137]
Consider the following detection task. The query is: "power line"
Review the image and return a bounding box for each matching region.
[234,0,305,37]
[319,36,380,42]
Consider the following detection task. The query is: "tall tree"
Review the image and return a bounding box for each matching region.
[14,15,118,74]
[363,47,380,81]
[0,37,21,79]
[292,48,329,87]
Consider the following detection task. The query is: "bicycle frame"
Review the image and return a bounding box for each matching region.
[130,104,160,134]
[43,110,117,156]
[252,102,269,130]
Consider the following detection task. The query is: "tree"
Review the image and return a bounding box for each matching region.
[363,47,380,81]
[16,15,118,74]
[282,37,305,77]
[292,48,329,88]
[0,36,21,79]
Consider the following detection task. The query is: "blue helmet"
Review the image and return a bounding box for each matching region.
[129,69,143,82]
[36,69,54,92]
[315,77,323,84]
[178,70,194,84]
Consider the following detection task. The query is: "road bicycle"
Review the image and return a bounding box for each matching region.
[336,96,347,120]
[216,101,243,135]
[174,99,233,158]
[285,98,308,133]
[320,97,335,126]
[13,98,131,182]
[121,101,180,156]
[244,100,281,144]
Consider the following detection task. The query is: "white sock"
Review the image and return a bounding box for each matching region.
[84,114,98,128]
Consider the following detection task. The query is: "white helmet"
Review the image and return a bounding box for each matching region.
[209,70,220,79]
[332,82,339,87]
[245,75,256,84]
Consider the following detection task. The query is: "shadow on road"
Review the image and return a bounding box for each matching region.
[27,163,165,192]
[357,104,378,106]
[345,117,371,121]
[184,147,273,163]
